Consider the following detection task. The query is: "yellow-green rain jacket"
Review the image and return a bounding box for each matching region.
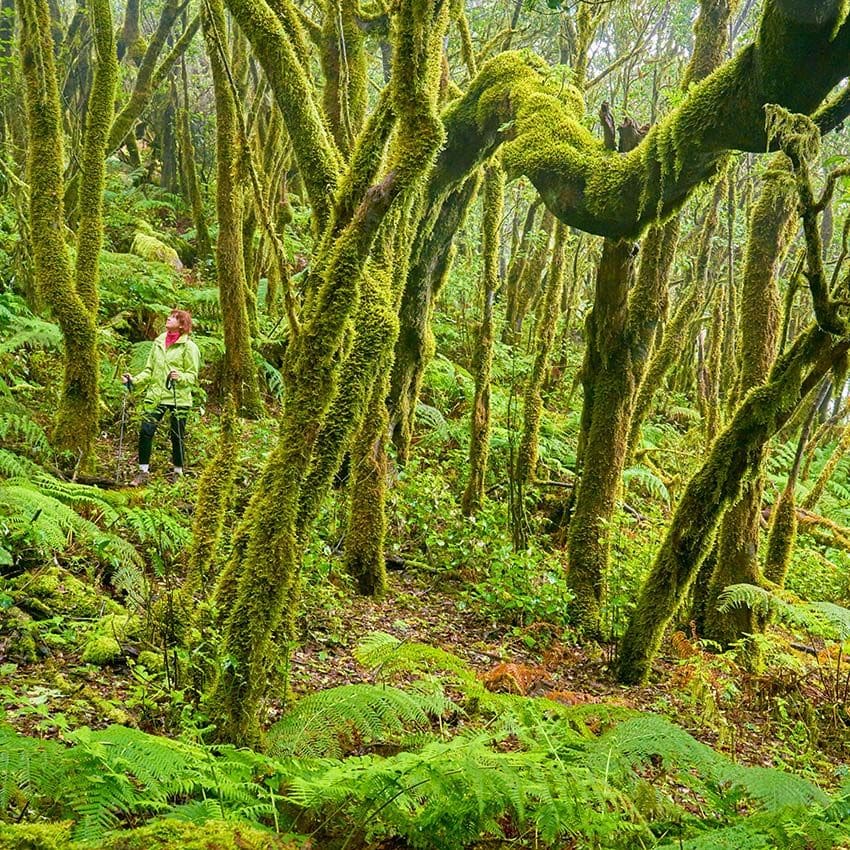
[131,333,201,408]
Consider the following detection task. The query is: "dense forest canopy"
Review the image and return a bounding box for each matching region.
[4,0,850,847]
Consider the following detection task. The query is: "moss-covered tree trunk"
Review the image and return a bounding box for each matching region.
[208,0,449,745]
[320,0,367,156]
[627,171,726,462]
[565,238,637,634]
[702,158,796,645]
[515,222,568,484]
[461,164,504,515]
[19,0,115,462]
[178,88,211,260]
[344,373,391,596]
[503,210,554,345]
[202,0,262,416]
[501,197,541,344]
[107,0,191,154]
[389,174,481,463]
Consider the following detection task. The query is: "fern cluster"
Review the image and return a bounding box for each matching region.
[3,662,849,849]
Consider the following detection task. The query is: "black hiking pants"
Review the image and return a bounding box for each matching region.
[138,405,188,467]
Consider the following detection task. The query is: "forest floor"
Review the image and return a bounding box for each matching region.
[3,559,846,789]
[288,568,847,785]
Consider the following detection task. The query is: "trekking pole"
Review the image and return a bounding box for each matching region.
[116,377,133,482]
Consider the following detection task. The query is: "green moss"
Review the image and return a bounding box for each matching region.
[0,822,73,850]
[81,614,140,665]
[4,606,39,662]
[87,819,295,850]
[12,566,121,619]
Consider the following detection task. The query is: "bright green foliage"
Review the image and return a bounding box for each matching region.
[266,682,456,759]
[718,584,850,641]
[3,635,849,849]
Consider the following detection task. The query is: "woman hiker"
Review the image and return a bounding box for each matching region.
[122,309,200,485]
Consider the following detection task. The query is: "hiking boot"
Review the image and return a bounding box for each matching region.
[165,469,184,484]
[128,471,149,487]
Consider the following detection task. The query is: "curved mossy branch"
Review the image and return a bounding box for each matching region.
[435,3,850,240]
[515,222,568,485]
[74,0,116,314]
[223,0,343,229]
[20,0,99,461]
[461,164,504,516]
[105,0,190,153]
[617,325,850,684]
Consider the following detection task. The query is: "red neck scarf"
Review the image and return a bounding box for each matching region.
[165,331,181,349]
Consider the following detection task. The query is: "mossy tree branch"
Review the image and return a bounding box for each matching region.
[618,325,850,684]
[222,0,343,229]
[432,3,850,240]
[106,0,190,153]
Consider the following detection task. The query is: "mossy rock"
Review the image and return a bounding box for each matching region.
[80,614,141,666]
[1,606,39,662]
[0,822,73,850]
[83,819,297,849]
[134,650,165,672]
[11,567,121,620]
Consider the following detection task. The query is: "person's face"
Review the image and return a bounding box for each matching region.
[166,313,181,332]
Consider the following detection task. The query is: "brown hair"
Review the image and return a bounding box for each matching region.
[170,309,193,335]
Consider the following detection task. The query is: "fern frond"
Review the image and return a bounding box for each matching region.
[622,465,670,505]
[266,683,455,759]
